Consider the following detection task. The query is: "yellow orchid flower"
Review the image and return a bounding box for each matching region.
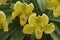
[23,13,55,39]
[0,11,8,32]
[53,5,60,17]
[46,0,59,10]
[0,0,7,5]
[11,1,34,26]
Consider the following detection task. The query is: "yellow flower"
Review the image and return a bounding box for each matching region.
[0,11,8,32]
[0,0,7,5]
[46,0,59,10]
[53,5,60,17]
[11,1,34,26]
[23,13,55,39]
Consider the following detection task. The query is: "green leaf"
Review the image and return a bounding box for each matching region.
[15,31,25,40]
[37,0,46,12]
[0,31,9,40]
[30,34,35,40]
[50,33,59,40]
[22,0,31,3]
[54,22,60,38]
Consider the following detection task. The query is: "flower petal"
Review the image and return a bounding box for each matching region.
[25,3,34,16]
[11,11,20,20]
[43,23,55,34]
[0,11,6,24]
[2,21,8,32]
[0,11,6,20]
[42,14,49,26]
[37,14,49,26]
[35,26,43,39]
[14,1,23,12]
[28,13,36,25]
[53,5,60,17]
[14,1,27,12]
[20,13,27,26]
[23,24,34,34]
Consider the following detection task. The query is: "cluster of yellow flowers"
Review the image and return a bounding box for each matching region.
[11,1,55,39]
[0,0,55,39]
[46,0,60,17]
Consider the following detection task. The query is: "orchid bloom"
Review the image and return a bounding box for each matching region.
[23,13,55,39]
[0,11,8,32]
[11,1,34,26]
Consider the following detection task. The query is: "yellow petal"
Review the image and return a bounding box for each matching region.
[0,11,6,24]
[23,24,34,34]
[0,11,8,32]
[14,1,23,12]
[35,26,43,39]
[14,1,27,12]
[11,11,20,20]
[28,13,36,25]
[25,3,34,16]
[2,21,8,32]
[0,11,6,21]
[53,5,60,17]
[43,23,55,34]
[20,13,27,26]
[42,14,49,26]
[37,14,49,26]
[46,0,59,10]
